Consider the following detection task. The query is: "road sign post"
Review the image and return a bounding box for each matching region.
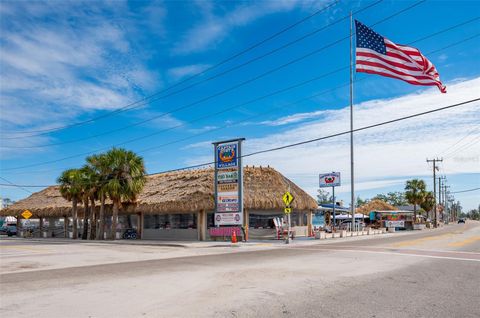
[282,191,294,244]
[21,210,32,220]
[319,172,341,232]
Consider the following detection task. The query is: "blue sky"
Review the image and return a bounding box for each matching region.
[1,0,479,210]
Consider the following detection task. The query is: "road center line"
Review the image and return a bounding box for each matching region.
[300,245,480,255]
[447,236,480,247]
[292,247,480,262]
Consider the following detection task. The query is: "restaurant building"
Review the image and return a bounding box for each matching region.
[0,166,317,241]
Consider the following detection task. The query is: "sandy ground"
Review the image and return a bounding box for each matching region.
[1,222,479,318]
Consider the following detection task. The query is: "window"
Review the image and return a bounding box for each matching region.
[144,214,197,229]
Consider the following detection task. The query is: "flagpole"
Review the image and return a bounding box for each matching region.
[349,12,356,231]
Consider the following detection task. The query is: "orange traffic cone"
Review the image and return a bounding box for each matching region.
[231,230,237,243]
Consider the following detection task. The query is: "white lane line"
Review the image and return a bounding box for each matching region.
[293,247,480,262]
[308,245,480,255]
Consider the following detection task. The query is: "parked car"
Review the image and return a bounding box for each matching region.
[0,225,17,236]
[458,219,465,224]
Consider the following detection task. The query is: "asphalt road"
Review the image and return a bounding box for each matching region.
[1,222,479,318]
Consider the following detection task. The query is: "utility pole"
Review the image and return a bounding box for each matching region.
[438,176,446,222]
[444,185,450,213]
[427,158,443,227]
[437,176,442,221]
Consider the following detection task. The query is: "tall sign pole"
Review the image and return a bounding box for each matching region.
[332,186,336,230]
[349,12,356,228]
[320,172,341,231]
[213,138,245,230]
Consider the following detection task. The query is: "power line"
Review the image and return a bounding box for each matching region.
[2,67,350,149]
[1,97,478,188]
[451,187,480,194]
[243,99,479,158]
[4,0,423,142]
[443,135,480,159]
[0,176,32,194]
[2,1,454,152]
[2,1,341,137]
[2,30,478,173]
[436,127,479,157]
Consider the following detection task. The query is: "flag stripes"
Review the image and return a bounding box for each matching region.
[355,20,446,93]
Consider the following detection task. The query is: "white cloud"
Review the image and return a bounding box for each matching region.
[183,77,480,205]
[438,53,448,62]
[0,1,165,155]
[167,64,211,81]
[261,110,329,126]
[172,0,333,54]
[187,125,218,134]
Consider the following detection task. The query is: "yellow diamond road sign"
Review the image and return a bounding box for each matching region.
[284,207,292,214]
[282,192,294,206]
[21,210,33,219]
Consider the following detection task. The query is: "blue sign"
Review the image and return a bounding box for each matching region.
[216,142,238,169]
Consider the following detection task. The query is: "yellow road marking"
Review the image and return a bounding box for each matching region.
[448,236,480,247]
[391,233,455,247]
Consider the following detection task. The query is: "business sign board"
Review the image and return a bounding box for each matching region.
[214,139,244,226]
[217,170,238,184]
[216,143,238,169]
[217,183,238,192]
[217,203,240,212]
[384,220,405,228]
[217,193,239,204]
[319,172,341,188]
[215,212,242,225]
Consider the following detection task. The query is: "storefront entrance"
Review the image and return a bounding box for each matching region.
[143,213,198,240]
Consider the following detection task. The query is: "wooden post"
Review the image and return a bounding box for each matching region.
[243,209,249,241]
[39,217,44,238]
[197,210,206,241]
[299,212,304,226]
[137,212,143,239]
[307,210,313,237]
[243,209,249,227]
[16,215,21,237]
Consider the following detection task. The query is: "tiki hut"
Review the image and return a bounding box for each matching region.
[2,166,317,240]
[356,199,397,215]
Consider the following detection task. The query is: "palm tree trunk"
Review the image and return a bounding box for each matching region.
[413,204,417,224]
[82,199,89,240]
[64,215,68,238]
[89,197,96,240]
[72,198,78,239]
[96,194,105,240]
[111,202,119,240]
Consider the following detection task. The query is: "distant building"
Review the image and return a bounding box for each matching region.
[1,197,15,210]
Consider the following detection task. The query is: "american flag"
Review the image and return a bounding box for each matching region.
[355,20,446,93]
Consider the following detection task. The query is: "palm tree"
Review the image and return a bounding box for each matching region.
[405,179,427,224]
[103,148,146,240]
[420,191,435,220]
[58,169,83,239]
[79,165,98,240]
[86,153,110,240]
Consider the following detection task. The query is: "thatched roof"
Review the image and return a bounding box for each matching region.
[1,166,317,218]
[356,199,398,214]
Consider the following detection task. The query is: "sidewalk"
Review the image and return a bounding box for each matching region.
[1,226,438,249]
